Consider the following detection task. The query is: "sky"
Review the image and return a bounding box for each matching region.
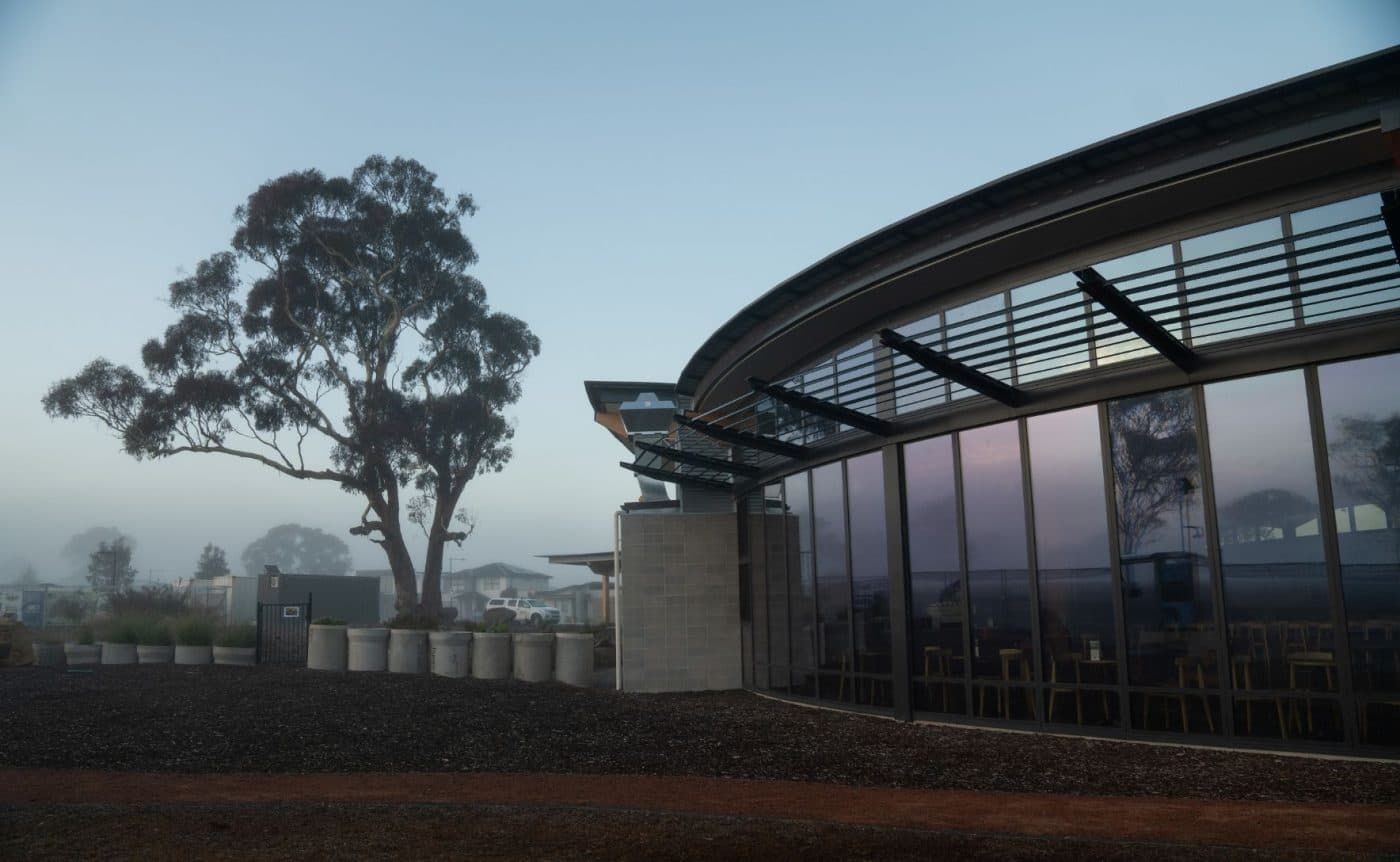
[1,1,1397,588]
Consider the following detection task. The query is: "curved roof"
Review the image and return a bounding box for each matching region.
[677,47,1400,402]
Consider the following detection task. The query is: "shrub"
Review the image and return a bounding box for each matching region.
[312,617,346,626]
[107,584,189,617]
[49,594,88,624]
[132,616,173,646]
[102,617,141,644]
[73,624,95,645]
[387,614,439,631]
[173,616,215,646]
[215,623,257,648]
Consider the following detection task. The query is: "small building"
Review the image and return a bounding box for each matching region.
[258,569,379,625]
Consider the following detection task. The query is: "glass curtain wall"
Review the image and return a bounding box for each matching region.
[813,462,852,703]
[1028,406,1119,728]
[1319,353,1400,747]
[904,435,965,714]
[1205,370,1339,742]
[961,421,1035,721]
[1107,388,1221,735]
[848,452,893,707]
[740,348,1400,753]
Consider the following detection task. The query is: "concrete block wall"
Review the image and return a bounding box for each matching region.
[617,512,742,692]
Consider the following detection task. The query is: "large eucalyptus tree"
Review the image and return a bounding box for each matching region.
[44,156,540,616]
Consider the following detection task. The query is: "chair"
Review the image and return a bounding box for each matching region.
[1231,655,1286,739]
[978,648,1034,720]
[1046,650,1081,724]
[922,646,956,711]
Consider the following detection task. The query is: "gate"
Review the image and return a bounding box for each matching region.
[256,598,311,665]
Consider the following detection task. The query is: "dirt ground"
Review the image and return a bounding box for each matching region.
[3,666,1398,860]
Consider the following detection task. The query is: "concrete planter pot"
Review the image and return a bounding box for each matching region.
[101,642,137,665]
[512,633,555,683]
[174,644,213,665]
[347,627,389,672]
[471,632,511,680]
[34,642,66,667]
[388,629,429,674]
[137,645,174,664]
[429,631,470,678]
[554,633,595,686]
[212,646,256,666]
[64,643,100,666]
[307,624,348,672]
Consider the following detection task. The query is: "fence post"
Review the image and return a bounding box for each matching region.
[254,601,263,664]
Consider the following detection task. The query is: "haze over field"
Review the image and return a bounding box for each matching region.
[2,1,1396,587]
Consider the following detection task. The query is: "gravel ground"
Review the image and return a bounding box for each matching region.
[3,665,1398,803]
[0,803,1385,862]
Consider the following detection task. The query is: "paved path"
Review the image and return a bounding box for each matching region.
[5,769,1398,853]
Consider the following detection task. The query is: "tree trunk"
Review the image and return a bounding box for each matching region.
[384,529,418,616]
[421,537,444,618]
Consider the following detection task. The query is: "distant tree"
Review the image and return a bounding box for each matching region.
[193,543,231,580]
[87,539,137,594]
[1216,488,1316,543]
[241,524,352,576]
[1330,414,1400,524]
[1108,391,1199,556]
[16,564,39,586]
[42,155,539,616]
[61,528,134,581]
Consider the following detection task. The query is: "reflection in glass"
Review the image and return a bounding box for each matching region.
[836,340,876,419]
[765,483,790,691]
[742,492,768,690]
[1181,217,1292,345]
[813,463,851,703]
[847,452,892,707]
[800,360,838,444]
[1292,194,1400,325]
[946,295,1011,389]
[1320,352,1400,746]
[1093,245,1180,366]
[893,313,946,415]
[1012,274,1088,383]
[784,472,817,696]
[904,435,965,714]
[961,421,1034,720]
[1108,388,1220,734]
[1028,406,1118,727]
[1207,370,1339,742]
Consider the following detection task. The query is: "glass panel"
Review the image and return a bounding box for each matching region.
[848,452,892,707]
[801,359,838,444]
[764,483,789,691]
[812,463,851,702]
[743,491,768,690]
[1028,406,1118,727]
[1292,194,1400,325]
[1206,370,1338,742]
[1181,217,1292,346]
[961,421,1034,720]
[1092,244,1180,366]
[946,294,1011,391]
[1012,274,1089,383]
[784,472,817,697]
[1108,388,1220,718]
[1319,352,1400,747]
[893,313,946,415]
[836,340,877,417]
[904,435,965,714]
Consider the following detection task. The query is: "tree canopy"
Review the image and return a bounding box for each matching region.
[43,155,540,615]
[193,543,232,580]
[61,528,134,582]
[241,524,352,576]
[87,539,137,594]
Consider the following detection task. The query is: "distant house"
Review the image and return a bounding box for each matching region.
[534,581,605,626]
[443,562,552,620]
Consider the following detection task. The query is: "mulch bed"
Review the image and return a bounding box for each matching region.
[3,666,1398,803]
